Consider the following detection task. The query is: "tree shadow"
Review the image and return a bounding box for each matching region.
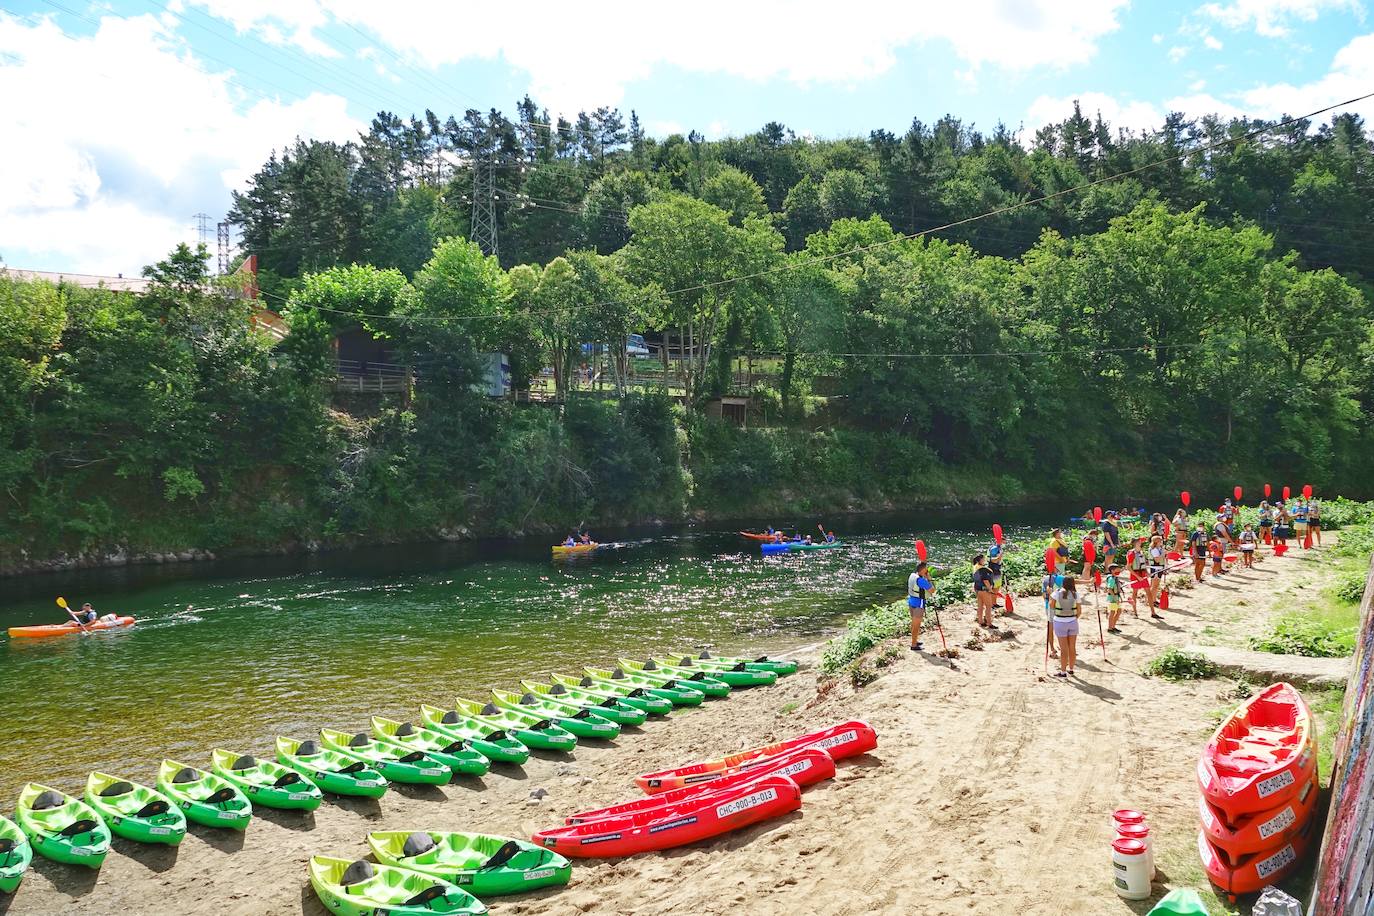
[110,836,179,873]
[27,855,100,897]
[187,821,247,852]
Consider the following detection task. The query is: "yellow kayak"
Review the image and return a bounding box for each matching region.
[551,543,599,557]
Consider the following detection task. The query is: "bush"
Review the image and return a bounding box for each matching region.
[1250,615,1356,658]
[847,659,878,688]
[1335,571,1368,604]
[1144,648,1219,680]
[821,601,909,674]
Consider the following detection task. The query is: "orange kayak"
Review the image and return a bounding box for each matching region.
[1197,682,1315,817]
[7,616,136,639]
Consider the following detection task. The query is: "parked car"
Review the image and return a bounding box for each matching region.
[581,334,651,357]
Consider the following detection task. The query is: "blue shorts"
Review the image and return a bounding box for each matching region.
[907,597,925,614]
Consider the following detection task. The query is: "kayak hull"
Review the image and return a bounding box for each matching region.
[318,730,453,786]
[372,718,491,777]
[551,544,599,558]
[0,815,33,894]
[275,738,390,799]
[568,747,836,824]
[584,667,705,706]
[534,775,801,858]
[7,616,136,639]
[16,784,112,868]
[1197,682,1316,817]
[368,831,572,898]
[309,855,487,916]
[550,674,674,716]
[1198,776,1317,859]
[418,705,532,765]
[656,656,776,687]
[1197,816,1315,898]
[211,750,324,810]
[687,652,799,677]
[156,760,253,829]
[637,720,878,793]
[452,700,578,753]
[491,692,621,741]
[519,681,648,726]
[84,773,186,846]
[618,660,731,697]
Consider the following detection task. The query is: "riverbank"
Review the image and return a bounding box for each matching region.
[4,536,1351,914]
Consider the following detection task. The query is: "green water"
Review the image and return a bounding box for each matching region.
[0,508,1068,799]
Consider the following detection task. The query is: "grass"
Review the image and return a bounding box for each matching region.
[1249,583,1362,657]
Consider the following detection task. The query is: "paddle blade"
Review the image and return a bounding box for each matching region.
[56,596,69,609]
[1303,530,1313,549]
[1094,569,1102,589]
[1093,506,1102,522]
[1082,539,1097,565]
[992,524,1004,545]
[1164,520,1171,538]
[1283,486,1291,500]
[1303,484,1313,499]
[1234,486,1242,502]
[914,539,927,562]
[1180,491,1190,508]
[1044,547,1057,572]
[1264,483,1272,498]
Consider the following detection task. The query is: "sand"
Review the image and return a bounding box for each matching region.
[1,543,1340,916]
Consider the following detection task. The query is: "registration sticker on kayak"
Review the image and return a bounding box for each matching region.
[579,832,623,846]
[1256,769,1295,799]
[70,847,94,856]
[648,815,698,835]
[421,768,448,777]
[218,811,241,820]
[150,826,171,836]
[1257,805,1296,840]
[356,780,383,788]
[716,787,778,819]
[1255,843,1297,879]
[288,792,311,801]
[778,759,815,779]
[812,729,858,752]
[524,868,556,881]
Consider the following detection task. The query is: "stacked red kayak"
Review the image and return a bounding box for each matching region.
[533,720,875,858]
[1195,682,1318,898]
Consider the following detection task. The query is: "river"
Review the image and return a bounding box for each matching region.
[0,505,1078,800]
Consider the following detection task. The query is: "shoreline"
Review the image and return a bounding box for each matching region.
[1,539,1349,914]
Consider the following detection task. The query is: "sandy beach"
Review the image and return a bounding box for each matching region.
[1,544,1340,916]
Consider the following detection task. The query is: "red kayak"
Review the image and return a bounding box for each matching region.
[636,720,876,794]
[1198,775,1317,859]
[7,616,136,639]
[534,775,801,858]
[1197,682,1315,817]
[739,531,786,542]
[1198,815,1315,898]
[568,747,834,824]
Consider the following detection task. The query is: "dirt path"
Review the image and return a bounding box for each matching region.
[1,545,1339,915]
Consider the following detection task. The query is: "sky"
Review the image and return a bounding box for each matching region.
[2,0,1371,274]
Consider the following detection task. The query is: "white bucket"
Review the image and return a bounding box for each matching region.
[1116,822,1156,880]
[1112,838,1151,900]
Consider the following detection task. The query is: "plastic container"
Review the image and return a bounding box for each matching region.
[1116,822,1156,879]
[1112,808,1147,831]
[1112,838,1152,900]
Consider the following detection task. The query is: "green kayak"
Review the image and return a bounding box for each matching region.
[583,666,705,706]
[520,679,648,726]
[156,759,252,829]
[618,658,732,697]
[490,689,621,740]
[309,855,486,916]
[15,783,111,868]
[210,749,324,811]
[0,814,33,894]
[276,737,389,799]
[418,705,531,765]
[372,717,491,777]
[550,672,674,716]
[84,772,186,845]
[653,655,776,687]
[318,729,452,786]
[685,649,799,676]
[369,830,571,898]
[452,698,578,753]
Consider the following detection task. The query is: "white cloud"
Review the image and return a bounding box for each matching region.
[1233,32,1374,119]
[1198,0,1362,37]
[646,120,686,137]
[0,11,360,274]
[1162,92,1249,119]
[187,0,1130,115]
[1168,45,1190,60]
[1190,78,1208,90]
[1025,92,1165,136]
[1203,34,1225,48]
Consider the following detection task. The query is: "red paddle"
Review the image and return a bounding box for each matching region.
[1084,540,1106,661]
[992,524,1003,545]
[1180,490,1191,508]
[1264,483,1272,499]
[1233,486,1242,502]
[1093,506,1103,523]
[914,539,927,562]
[1044,547,1057,572]
[1303,484,1313,499]
[1282,486,1291,501]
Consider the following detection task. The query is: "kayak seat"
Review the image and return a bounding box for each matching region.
[230,755,258,771]
[134,800,169,818]
[338,761,367,775]
[579,677,596,687]
[32,791,65,811]
[519,694,538,705]
[297,740,322,756]
[172,767,201,785]
[626,688,645,698]
[341,859,374,886]
[549,685,567,695]
[401,885,448,907]
[203,788,237,805]
[599,698,618,708]
[643,660,658,671]
[478,840,522,871]
[57,819,97,838]
[99,781,135,798]
[0,839,15,854]
[395,723,416,737]
[610,669,627,679]
[572,709,592,720]
[530,719,553,731]
[348,733,372,748]
[441,740,466,754]
[402,831,436,857]
[440,711,462,725]
[480,704,501,717]
[272,772,304,788]
[398,751,428,763]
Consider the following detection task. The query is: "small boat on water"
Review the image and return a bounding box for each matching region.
[761,540,843,555]
[739,531,787,542]
[551,542,599,558]
[8,616,136,639]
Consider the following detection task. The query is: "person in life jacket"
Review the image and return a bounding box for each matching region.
[907,561,935,652]
[1126,537,1148,617]
[1188,522,1209,582]
[1208,535,1226,576]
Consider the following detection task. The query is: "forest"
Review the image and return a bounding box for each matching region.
[2,99,1372,569]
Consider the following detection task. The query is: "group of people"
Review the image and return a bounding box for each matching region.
[562,532,596,546]
[903,494,1322,678]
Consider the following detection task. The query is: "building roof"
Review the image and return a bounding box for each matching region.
[4,268,151,294]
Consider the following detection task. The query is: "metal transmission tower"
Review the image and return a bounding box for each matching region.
[193,212,211,246]
[469,130,499,259]
[216,222,231,275]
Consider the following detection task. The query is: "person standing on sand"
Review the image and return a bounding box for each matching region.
[1189,522,1209,582]
[987,544,1005,613]
[1258,501,1273,544]
[1310,499,1323,546]
[1041,568,1058,658]
[1239,524,1256,568]
[1050,576,1081,677]
[972,554,996,629]
[1126,536,1148,616]
[1209,533,1225,577]
[1293,499,1309,545]
[1105,564,1124,633]
[1146,534,1166,619]
[1101,512,1120,569]
[1172,508,1189,553]
[1275,504,1292,547]
[907,561,935,652]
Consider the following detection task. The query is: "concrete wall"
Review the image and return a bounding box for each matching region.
[1309,553,1374,915]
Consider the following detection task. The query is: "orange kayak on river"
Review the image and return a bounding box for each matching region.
[7,616,136,639]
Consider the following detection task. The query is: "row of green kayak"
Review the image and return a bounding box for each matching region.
[0,649,796,897]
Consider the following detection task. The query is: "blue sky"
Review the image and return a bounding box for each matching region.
[2,0,1370,273]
